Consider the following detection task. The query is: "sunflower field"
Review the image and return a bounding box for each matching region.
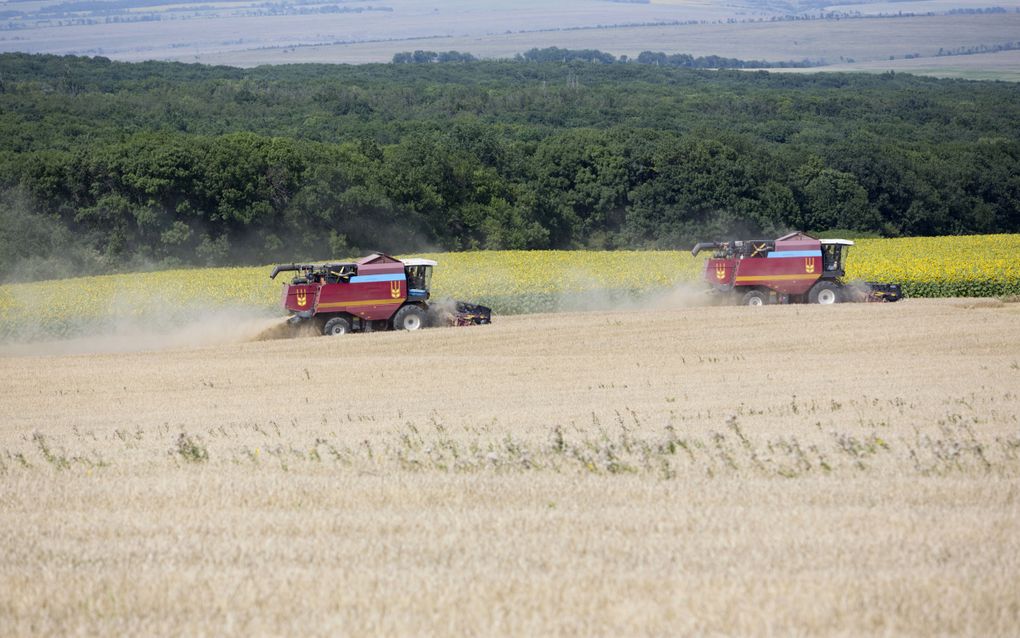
[849,235,1020,298]
[1,235,1017,341]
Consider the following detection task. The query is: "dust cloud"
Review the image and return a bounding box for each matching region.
[1,267,716,356]
[424,298,463,327]
[543,277,716,316]
[0,308,305,357]
[843,279,877,303]
[635,282,718,311]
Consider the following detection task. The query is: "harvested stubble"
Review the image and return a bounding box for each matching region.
[1,299,1019,635]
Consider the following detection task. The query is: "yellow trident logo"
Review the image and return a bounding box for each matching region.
[805,257,816,274]
[296,289,307,307]
[390,281,402,299]
[715,266,727,280]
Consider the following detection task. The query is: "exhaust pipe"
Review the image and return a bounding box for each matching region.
[270,264,318,280]
[691,242,720,257]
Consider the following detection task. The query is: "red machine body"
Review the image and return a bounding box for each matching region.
[271,253,491,335]
[704,232,825,296]
[280,253,411,322]
[692,231,901,305]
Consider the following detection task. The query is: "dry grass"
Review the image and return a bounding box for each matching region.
[1,299,1019,635]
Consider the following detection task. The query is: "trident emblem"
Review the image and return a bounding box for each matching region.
[296,289,307,307]
[390,281,402,298]
[715,266,727,280]
[805,257,816,274]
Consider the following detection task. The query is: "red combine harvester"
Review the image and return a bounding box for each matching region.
[270,253,491,335]
[691,231,902,305]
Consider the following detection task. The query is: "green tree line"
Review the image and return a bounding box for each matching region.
[0,52,1018,281]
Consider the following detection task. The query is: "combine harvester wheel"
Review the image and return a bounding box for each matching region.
[809,281,842,305]
[741,290,769,306]
[392,305,427,331]
[323,317,352,335]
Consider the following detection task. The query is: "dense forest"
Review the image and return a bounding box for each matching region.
[1,52,1018,281]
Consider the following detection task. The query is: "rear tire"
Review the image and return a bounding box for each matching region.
[741,289,769,306]
[322,316,351,336]
[392,305,426,331]
[809,281,842,305]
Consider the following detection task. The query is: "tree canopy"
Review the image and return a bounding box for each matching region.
[1,52,1018,281]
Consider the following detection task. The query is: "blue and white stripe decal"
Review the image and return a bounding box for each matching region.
[768,250,822,258]
[349,273,404,283]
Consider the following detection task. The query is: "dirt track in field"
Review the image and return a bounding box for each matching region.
[1,299,1019,636]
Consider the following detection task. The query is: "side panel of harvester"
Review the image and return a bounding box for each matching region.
[283,284,321,315]
[315,261,406,321]
[704,258,736,289]
[701,233,823,295]
[281,256,408,321]
[734,235,822,295]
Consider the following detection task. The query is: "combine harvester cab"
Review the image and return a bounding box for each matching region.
[270,253,491,335]
[691,231,902,306]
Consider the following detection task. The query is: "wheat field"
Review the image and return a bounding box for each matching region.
[1,299,1019,635]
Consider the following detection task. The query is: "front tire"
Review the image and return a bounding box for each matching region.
[392,305,426,331]
[809,281,842,305]
[322,316,352,336]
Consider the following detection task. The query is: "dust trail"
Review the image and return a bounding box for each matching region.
[0,309,308,357]
[425,298,463,327]
[543,276,715,315]
[250,317,322,341]
[843,279,878,303]
[637,282,719,311]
